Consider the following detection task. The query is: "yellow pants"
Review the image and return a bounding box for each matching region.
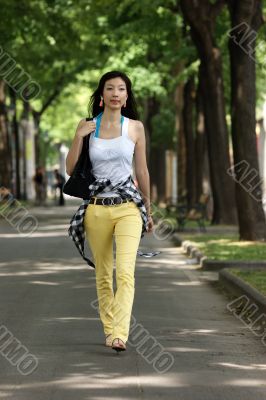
[84,199,143,343]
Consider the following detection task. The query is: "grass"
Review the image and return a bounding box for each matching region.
[181,230,266,297]
[229,268,266,296]
[179,233,266,261]
[154,205,266,296]
[153,205,266,262]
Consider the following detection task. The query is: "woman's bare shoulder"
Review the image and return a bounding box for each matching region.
[128,118,144,129]
[127,119,144,145]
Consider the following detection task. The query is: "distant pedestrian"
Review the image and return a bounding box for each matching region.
[54,169,65,206]
[33,167,47,206]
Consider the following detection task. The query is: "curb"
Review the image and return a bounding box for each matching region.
[219,268,266,313]
[200,259,266,271]
[172,232,266,312]
[173,233,266,270]
[172,234,204,264]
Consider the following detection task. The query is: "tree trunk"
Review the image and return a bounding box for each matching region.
[0,80,11,189]
[149,145,166,203]
[228,0,266,240]
[180,0,237,224]
[20,101,31,200]
[195,80,207,201]
[143,96,164,202]
[183,76,196,208]
[173,81,186,202]
[32,110,41,167]
[9,88,21,199]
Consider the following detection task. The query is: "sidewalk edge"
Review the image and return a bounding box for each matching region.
[173,233,266,270]
[219,268,266,313]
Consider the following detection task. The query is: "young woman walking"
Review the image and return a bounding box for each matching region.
[66,71,154,353]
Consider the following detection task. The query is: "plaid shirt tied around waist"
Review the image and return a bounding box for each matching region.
[68,174,149,268]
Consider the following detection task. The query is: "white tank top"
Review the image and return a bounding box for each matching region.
[89,115,135,197]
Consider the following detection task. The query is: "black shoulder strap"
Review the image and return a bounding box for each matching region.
[84,117,93,150]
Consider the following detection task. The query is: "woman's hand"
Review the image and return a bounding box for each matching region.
[147,215,154,233]
[75,119,96,139]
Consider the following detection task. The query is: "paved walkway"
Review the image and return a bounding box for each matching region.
[0,201,265,399]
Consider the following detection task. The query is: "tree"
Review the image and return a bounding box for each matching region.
[0,80,11,188]
[227,0,266,240]
[183,76,196,208]
[180,0,237,224]
[0,0,109,195]
[195,78,207,202]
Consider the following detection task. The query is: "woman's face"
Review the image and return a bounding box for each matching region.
[102,77,128,109]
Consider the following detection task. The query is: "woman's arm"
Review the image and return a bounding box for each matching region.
[66,119,96,176]
[134,121,151,215]
[66,135,83,176]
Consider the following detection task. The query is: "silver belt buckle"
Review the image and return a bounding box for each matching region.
[102,197,113,206]
[101,197,123,206]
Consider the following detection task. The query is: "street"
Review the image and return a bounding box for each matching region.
[0,203,265,400]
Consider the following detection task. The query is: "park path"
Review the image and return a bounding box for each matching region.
[0,201,265,400]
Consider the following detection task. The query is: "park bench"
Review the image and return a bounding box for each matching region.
[166,194,210,232]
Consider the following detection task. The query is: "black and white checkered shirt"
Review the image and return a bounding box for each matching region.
[68,174,149,268]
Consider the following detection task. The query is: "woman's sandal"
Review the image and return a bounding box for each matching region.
[112,338,126,352]
[105,334,113,347]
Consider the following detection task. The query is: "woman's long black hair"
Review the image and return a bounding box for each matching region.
[87,70,139,120]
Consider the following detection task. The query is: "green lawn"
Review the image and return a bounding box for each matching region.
[153,206,266,262]
[180,233,266,261]
[182,233,266,297]
[168,217,266,297]
[229,268,266,296]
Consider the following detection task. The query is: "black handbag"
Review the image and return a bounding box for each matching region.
[63,117,96,199]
